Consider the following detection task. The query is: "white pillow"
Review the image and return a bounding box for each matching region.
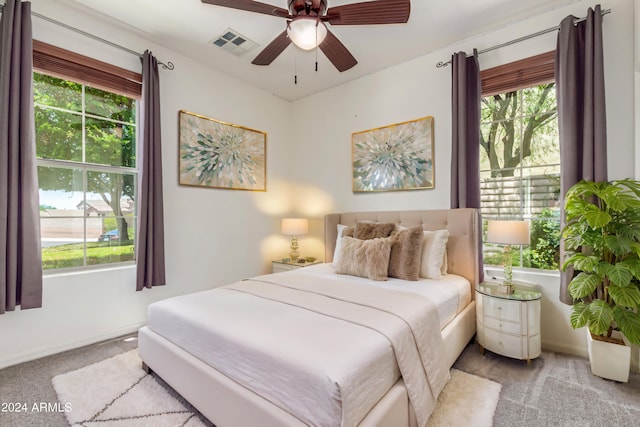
[332,224,348,267]
[441,250,448,275]
[420,229,449,279]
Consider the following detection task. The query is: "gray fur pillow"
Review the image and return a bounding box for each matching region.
[388,225,424,281]
[336,236,391,281]
[353,222,395,240]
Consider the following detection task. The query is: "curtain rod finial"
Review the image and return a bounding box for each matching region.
[436,61,450,68]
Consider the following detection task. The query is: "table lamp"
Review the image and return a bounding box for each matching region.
[486,220,530,293]
[281,218,309,262]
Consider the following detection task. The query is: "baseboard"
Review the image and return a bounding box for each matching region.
[542,340,588,359]
[0,323,145,370]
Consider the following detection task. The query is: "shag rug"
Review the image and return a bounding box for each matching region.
[52,350,501,427]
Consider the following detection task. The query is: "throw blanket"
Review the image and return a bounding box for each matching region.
[226,271,450,427]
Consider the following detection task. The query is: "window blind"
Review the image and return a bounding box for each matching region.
[481,51,555,96]
[33,40,142,98]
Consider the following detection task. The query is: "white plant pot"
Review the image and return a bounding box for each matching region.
[586,329,631,382]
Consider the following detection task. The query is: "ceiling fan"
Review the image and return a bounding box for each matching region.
[201,0,411,72]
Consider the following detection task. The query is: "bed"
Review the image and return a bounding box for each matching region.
[138,208,481,427]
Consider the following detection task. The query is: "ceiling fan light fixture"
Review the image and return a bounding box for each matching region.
[287,17,327,50]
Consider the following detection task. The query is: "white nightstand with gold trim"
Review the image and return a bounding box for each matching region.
[272,259,321,273]
[476,281,542,364]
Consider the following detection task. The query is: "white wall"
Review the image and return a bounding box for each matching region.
[289,0,637,364]
[0,0,293,369]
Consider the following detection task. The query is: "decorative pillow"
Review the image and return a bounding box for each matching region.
[441,250,449,275]
[388,225,424,281]
[332,224,351,267]
[336,236,392,281]
[354,222,396,240]
[420,229,450,279]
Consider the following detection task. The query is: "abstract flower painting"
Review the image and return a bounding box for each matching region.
[179,111,266,191]
[352,116,434,192]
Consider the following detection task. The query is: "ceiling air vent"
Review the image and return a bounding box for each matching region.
[211,28,258,57]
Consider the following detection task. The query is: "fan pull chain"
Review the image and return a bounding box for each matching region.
[315,20,319,73]
[294,53,298,85]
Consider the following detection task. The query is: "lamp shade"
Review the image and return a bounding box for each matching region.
[281,218,309,236]
[287,17,327,50]
[486,220,530,245]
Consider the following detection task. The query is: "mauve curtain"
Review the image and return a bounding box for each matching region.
[451,50,481,209]
[136,50,166,291]
[556,4,607,304]
[0,0,42,313]
[450,50,483,281]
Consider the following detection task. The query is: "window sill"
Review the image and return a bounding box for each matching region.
[43,262,135,278]
[484,265,560,279]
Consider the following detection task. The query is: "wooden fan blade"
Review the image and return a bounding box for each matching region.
[319,29,357,72]
[252,30,291,66]
[201,0,290,18]
[325,0,410,25]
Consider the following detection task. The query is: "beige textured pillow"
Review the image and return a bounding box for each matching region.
[336,236,391,281]
[420,229,450,279]
[388,225,424,281]
[354,222,395,240]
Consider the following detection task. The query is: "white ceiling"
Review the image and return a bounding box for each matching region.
[56,0,580,101]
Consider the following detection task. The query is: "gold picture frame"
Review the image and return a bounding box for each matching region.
[179,110,266,191]
[352,116,434,192]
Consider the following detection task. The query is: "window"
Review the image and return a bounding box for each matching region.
[33,42,141,271]
[480,52,561,270]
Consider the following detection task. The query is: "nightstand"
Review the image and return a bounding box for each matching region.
[476,281,542,364]
[272,259,322,273]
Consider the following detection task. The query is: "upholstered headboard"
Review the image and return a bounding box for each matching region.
[324,208,481,288]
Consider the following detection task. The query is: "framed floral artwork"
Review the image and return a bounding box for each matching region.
[352,116,434,192]
[179,110,266,191]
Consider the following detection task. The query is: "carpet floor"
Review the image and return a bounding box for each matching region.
[1,334,639,426]
[453,343,640,426]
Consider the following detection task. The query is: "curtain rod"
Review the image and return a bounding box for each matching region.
[0,3,175,70]
[435,8,611,68]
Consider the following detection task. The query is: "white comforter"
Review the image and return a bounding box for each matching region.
[147,268,458,427]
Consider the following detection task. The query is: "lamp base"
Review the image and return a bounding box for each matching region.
[499,283,515,294]
[502,244,514,293]
[289,236,300,263]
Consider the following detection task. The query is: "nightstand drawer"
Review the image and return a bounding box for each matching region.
[483,297,521,322]
[272,260,322,274]
[484,328,524,359]
[273,263,299,273]
[484,316,522,335]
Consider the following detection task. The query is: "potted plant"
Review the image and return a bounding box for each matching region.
[563,179,640,382]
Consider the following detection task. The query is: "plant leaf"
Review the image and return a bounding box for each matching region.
[570,302,589,329]
[564,253,600,273]
[568,272,601,299]
[604,263,633,287]
[608,283,640,308]
[587,300,614,337]
[621,254,640,280]
[605,234,633,257]
[613,306,640,346]
[583,208,611,229]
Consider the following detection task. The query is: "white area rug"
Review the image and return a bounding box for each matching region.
[427,369,502,427]
[53,350,501,427]
[52,350,207,426]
